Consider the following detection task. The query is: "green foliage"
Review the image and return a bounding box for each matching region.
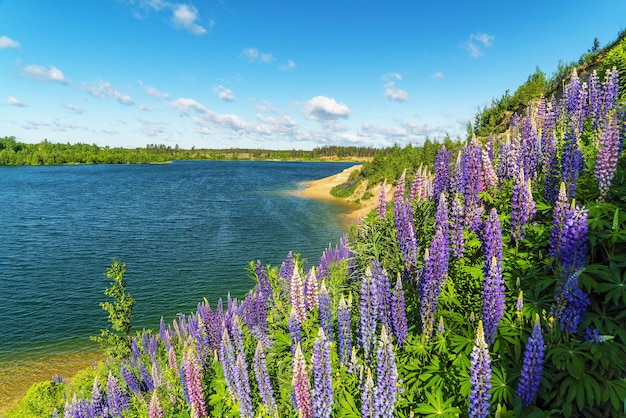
[5,381,65,418]
[91,259,134,360]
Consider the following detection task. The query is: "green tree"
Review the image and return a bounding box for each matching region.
[91,259,134,360]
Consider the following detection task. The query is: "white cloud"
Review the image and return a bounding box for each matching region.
[22,65,68,84]
[254,100,276,113]
[280,59,297,71]
[63,104,84,114]
[172,4,207,35]
[430,72,444,79]
[0,36,20,48]
[169,97,207,115]
[382,72,402,81]
[212,85,235,102]
[240,48,275,64]
[302,96,351,121]
[383,82,409,102]
[7,96,26,107]
[83,80,134,105]
[463,32,495,58]
[255,114,298,136]
[138,81,170,99]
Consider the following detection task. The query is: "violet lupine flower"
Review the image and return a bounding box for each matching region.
[451,151,463,195]
[391,274,408,347]
[515,290,524,315]
[559,269,591,334]
[151,361,162,390]
[486,134,496,162]
[419,226,449,340]
[234,351,254,418]
[584,327,611,343]
[437,317,445,334]
[91,378,106,417]
[558,205,588,279]
[292,343,313,418]
[289,307,302,354]
[304,266,319,312]
[131,337,142,363]
[290,263,307,323]
[219,328,237,400]
[255,260,272,303]
[361,368,375,418]
[541,99,557,171]
[359,267,379,359]
[149,390,163,418]
[564,69,588,139]
[482,208,503,278]
[588,70,602,129]
[279,251,295,293]
[410,166,426,202]
[121,363,143,393]
[520,111,539,181]
[254,341,278,416]
[142,331,159,363]
[312,328,333,418]
[462,138,484,233]
[601,67,620,124]
[373,327,399,418]
[319,281,333,342]
[433,146,451,205]
[468,321,492,418]
[371,260,392,330]
[450,192,465,259]
[337,295,353,366]
[377,182,387,219]
[394,171,419,268]
[482,150,497,190]
[561,129,583,198]
[185,347,207,418]
[482,256,505,345]
[436,192,449,244]
[517,315,545,407]
[140,363,155,392]
[596,113,620,199]
[548,182,569,259]
[511,168,536,242]
[107,372,130,417]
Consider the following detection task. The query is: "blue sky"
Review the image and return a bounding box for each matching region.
[1,0,625,150]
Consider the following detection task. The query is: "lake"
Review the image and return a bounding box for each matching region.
[0,160,354,406]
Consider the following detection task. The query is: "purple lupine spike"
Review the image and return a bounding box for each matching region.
[391,274,408,347]
[601,67,620,123]
[548,182,569,259]
[140,363,155,392]
[394,171,419,269]
[254,340,278,416]
[482,149,497,190]
[288,307,302,354]
[179,362,190,405]
[219,328,237,400]
[359,267,378,359]
[482,256,505,345]
[337,295,353,365]
[233,350,253,418]
[151,361,162,389]
[373,327,399,418]
[511,168,536,242]
[520,111,539,181]
[410,166,424,202]
[515,290,524,315]
[437,316,445,334]
[377,182,387,219]
[564,69,588,139]
[319,281,333,341]
[559,269,591,334]
[541,98,557,171]
[517,315,545,407]
[230,314,245,359]
[121,363,143,393]
[595,113,620,199]
[361,368,375,418]
[371,260,392,330]
[304,266,319,312]
[559,205,588,279]
[167,345,178,370]
[450,192,465,259]
[159,317,169,348]
[312,328,333,418]
[142,331,158,363]
[561,129,583,198]
[293,343,312,418]
[469,321,492,418]
[149,390,163,418]
[486,134,496,162]
[290,262,307,323]
[255,260,272,303]
[462,138,484,233]
[433,146,451,204]
[91,378,106,417]
[185,347,207,418]
[279,251,295,293]
[107,372,129,416]
[451,151,463,195]
[419,225,449,340]
[482,208,503,277]
[588,70,602,129]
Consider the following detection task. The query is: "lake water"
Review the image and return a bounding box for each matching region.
[0,160,354,406]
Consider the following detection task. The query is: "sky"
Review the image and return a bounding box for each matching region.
[1,1,625,150]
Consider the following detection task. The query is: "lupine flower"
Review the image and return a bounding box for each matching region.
[292,343,312,418]
[511,168,536,242]
[233,351,253,418]
[107,372,129,417]
[318,281,333,341]
[361,368,375,418]
[91,378,106,417]
[548,182,569,259]
[450,192,465,259]
[304,266,319,311]
[254,340,278,416]
[337,295,353,365]
[517,315,545,407]
[437,316,445,334]
[278,251,295,292]
[482,208,503,277]
[561,129,583,198]
[419,226,449,340]
[288,307,302,353]
[312,328,333,418]
[373,327,399,418]
[595,113,620,199]
[515,290,524,316]
[469,321,492,418]
[482,149,497,190]
[433,145,451,204]
[139,363,155,392]
[588,70,602,129]
[219,328,237,400]
[121,363,143,393]
[290,262,307,323]
[255,260,273,303]
[520,111,539,181]
[371,260,392,329]
[563,69,588,139]
[131,338,142,363]
[584,327,612,344]
[377,182,387,219]
[394,171,419,268]
[391,274,408,346]
[151,361,162,390]
[462,137,485,232]
[559,269,591,334]
[483,256,505,345]
[185,347,207,418]
[359,267,378,359]
[436,192,449,243]
[149,390,162,418]
[558,205,588,279]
